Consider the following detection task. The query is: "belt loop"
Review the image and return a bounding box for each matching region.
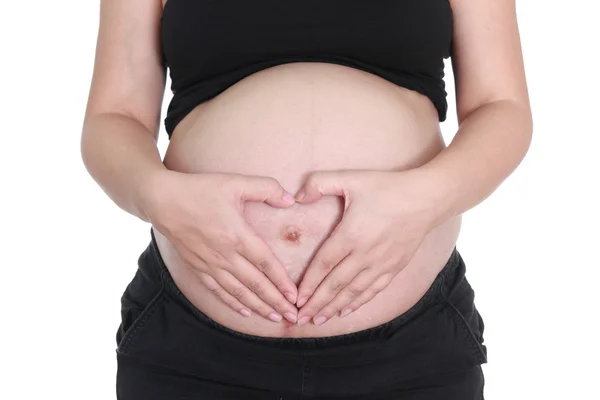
[439,247,465,301]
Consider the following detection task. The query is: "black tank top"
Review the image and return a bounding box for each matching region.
[161,0,453,137]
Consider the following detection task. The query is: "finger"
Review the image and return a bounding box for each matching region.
[183,241,296,323]
[339,273,395,318]
[311,268,377,323]
[296,222,353,308]
[297,253,362,326]
[196,272,252,317]
[175,245,252,317]
[229,251,298,323]
[238,226,299,305]
[237,175,296,208]
[215,269,289,323]
[295,171,354,204]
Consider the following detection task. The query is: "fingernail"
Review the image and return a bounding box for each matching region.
[268,312,283,322]
[295,190,306,202]
[284,312,297,323]
[313,316,328,325]
[297,316,311,326]
[340,308,353,317]
[284,292,297,304]
[282,192,296,204]
[239,308,252,317]
[296,296,308,308]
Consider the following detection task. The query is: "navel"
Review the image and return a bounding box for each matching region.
[281,225,303,245]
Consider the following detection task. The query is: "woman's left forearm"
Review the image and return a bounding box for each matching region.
[413,99,533,224]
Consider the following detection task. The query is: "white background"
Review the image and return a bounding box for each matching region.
[1,0,599,399]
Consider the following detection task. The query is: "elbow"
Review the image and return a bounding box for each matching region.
[502,99,533,164]
[518,100,534,159]
[80,112,107,177]
[462,98,534,155]
[80,116,96,173]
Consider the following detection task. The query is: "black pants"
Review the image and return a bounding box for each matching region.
[116,228,487,399]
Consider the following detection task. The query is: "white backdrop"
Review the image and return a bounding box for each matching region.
[1,1,598,399]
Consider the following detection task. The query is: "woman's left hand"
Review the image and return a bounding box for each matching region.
[294,168,447,326]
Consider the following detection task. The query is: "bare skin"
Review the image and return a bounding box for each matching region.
[155,62,461,337]
[82,0,531,338]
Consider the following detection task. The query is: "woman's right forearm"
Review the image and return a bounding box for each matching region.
[81,112,168,223]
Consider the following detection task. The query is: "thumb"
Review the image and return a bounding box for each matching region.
[238,176,296,208]
[295,171,352,204]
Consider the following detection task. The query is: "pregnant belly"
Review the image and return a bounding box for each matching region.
[154,62,461,337]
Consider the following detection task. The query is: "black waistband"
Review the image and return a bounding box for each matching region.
[143,226,464,352]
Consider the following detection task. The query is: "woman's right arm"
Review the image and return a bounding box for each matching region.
[81,0,299,323]
[81,0,166,222]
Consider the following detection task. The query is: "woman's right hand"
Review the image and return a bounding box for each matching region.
[141,170,299,323]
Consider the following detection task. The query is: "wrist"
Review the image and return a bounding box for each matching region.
[400,165,460,228]
[136,167,171,223]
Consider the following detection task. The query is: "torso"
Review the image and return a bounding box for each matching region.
[153,62,461,338]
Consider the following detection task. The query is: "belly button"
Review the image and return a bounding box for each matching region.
[281,225,303,245]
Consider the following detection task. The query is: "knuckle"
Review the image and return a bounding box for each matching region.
[205,284,225,299]
[307,171,324,186]
[330,280,346,293]
[345,301,359,311]
[363,288,381,302]
[231,240,247,255]
[255,259,271,273]
[197,271,215,285]
[318,258,334,272]
[347,284,366,297]
[352,295,370,309]
[218,230,241,247]
[205,246,228,264]
[230,286,246,300]
[265,176,279,187]
[199,274,223,294]
[222,174,243,191]
[340,229,358,243]
[246,279,262,294]
[363,287,378,299]
[374,273,394,290]
[259,176,280,192]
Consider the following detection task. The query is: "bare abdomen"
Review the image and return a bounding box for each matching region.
[154,62,461,337]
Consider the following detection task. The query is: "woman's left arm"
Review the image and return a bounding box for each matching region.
[294,0,533,325]
[417,0,533,221]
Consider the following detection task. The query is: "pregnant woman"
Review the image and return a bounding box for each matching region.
[81,0,532,398]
